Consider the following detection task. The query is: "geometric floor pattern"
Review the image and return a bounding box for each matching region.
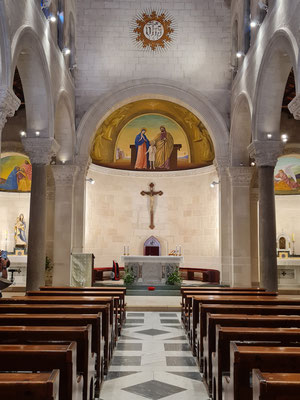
[98,312,209,399]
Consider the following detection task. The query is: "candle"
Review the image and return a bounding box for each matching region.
[127,246,129,255]
[124,245,126,255]
[175,245,178,255]
[179,245,182,255]
[292,233,295,242]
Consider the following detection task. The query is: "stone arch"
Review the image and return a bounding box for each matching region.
[76,79,229,167]
[0,2,10,86]
[54,91,75,163]
[230,92,253,166]
[67,12,76,70]
[253,28,298,141]
[10,25,54,138]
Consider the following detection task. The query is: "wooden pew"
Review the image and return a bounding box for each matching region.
[252,369,300,400]
[181,288,268,330]
[190,295,300,355]
[26,291,122,338]
[0,325,95,400]
[29,290,125,325]
[204,313,300,394]
[39,286,127,323]
[223,344,300,400]
[199,303,300,357]
[212,326,300,400]
[0,343,82,400]
[0,303,108,380]
[0,296,114,362]
[0,313,105,377]
[0,370,60,400]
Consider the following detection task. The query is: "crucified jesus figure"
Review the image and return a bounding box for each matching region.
[141,182,163,229]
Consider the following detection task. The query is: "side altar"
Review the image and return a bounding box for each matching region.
[121,255,183,284]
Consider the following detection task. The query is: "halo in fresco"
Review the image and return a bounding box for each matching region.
[274,154,300,195]
[0,153,32,192]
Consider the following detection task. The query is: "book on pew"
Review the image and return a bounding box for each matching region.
[0,277,12,290]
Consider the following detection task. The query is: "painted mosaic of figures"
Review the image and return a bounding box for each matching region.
[274,155,300,195]
[0,154,32,192]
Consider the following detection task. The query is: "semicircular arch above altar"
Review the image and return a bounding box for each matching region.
[90,99,215,171]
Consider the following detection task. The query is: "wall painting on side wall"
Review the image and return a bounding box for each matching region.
[0,153,32,192]
[274,155,300,195]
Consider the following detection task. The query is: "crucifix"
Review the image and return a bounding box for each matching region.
[141,182,163,229]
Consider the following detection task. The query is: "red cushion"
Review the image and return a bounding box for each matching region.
[148,286,155,291]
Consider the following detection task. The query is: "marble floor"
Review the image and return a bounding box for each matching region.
[99,312,209,400]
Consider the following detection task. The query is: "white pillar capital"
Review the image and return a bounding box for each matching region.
[51,164,78,186]
[228,167,254,187]
[288,95,300,120]
[22,138,59,165]
[248,140,284,167]
[0,86,21,130]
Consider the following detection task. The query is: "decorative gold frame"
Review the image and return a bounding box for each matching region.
[133,10,175,51]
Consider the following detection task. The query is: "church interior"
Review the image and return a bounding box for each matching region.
[1,0,300,399]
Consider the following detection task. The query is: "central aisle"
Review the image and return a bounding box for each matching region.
[99,311,209,400]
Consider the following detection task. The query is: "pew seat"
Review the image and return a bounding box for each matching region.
[223,344,300,400]
[252,369,300,400]
[0,343,82,400]
[0,325,95,400]
[0,370,60,400]
[212,326,300,400]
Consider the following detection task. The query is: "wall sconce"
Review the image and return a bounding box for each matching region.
[210,181,220,188]
[47,15,57,22]
[281,133,288,143]
[250,20,260,28]
[86,178,95,185]
[266,133,272,139]
[20,131,26,137]
[236,51,244,58]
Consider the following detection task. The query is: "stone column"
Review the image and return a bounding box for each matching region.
[250,189,259,286]
[72,158,90,253]
[214,158,232,285]
[248,140,284,291]
[228,167,254,287]
[22,138,56,291]
[52,165,78,286]
[0,87,21,155]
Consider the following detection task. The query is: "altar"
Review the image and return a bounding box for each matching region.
[121,255,184,284]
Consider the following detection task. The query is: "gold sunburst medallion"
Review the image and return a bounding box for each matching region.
[132,10,175,52]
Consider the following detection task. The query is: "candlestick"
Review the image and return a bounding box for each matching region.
[175,245,178,255]
[124,245,126,256]
[127,245,129,256]
[179,245,182,256]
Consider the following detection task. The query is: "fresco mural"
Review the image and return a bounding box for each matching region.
[91,99,215,171]
[0,153,32,192]
[274,155,300,195]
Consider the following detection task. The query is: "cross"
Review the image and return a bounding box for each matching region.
[141,182,163,230]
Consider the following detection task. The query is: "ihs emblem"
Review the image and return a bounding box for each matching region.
[132,10,176,52]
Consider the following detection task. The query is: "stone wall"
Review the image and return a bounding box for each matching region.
[276,195,300,255]
[84,164,220,269]
[75,0,232,121]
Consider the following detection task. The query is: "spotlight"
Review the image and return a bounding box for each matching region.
[20,131,26,137]
[210,181,219,188]
[86,178,95,185]
[236,51,244,58]
[62,47,71,55]
[250,20,259,28]
[48,15,57,22]
[281,133,288,143]
[35,131,40,136]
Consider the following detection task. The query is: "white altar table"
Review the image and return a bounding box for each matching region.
[121,255,184,284]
